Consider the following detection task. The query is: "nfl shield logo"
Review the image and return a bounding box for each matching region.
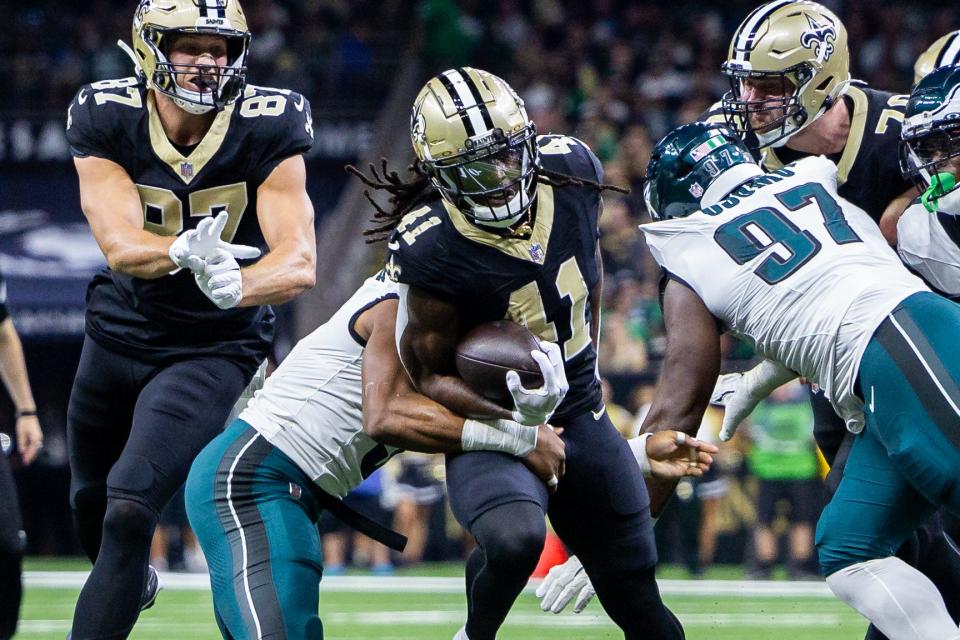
[528,243,545,263]
[689,182,704,198]
[180,161,194,179]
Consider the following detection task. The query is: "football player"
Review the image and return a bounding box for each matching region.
[0,268,44,640]
[897,66,960,300]
[184,267,710,639]
[720,1,914,242]
[637,123,958,639]
[914,31,960,86]
[63,0,316,637]
[352,67,698,640]
[637,123,960,640]
[716,9,960,636]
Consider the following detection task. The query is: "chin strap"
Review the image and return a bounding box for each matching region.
[921,172,958,213]
[117,40,143,78]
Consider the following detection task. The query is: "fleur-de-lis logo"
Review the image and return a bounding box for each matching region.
[410,101,427,147]
[800,14,837,62]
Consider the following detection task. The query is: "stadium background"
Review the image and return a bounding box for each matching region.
[3,0,958,637]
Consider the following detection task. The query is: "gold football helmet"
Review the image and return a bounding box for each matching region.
[129,0,250,114]
[721,0,850,148]
[914,31,960,85]
[411,68,538,228]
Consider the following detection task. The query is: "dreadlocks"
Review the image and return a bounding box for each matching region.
[346,159,630,243]
[345,159,439,243]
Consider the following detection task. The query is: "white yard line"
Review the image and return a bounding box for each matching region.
[24,571,834,597]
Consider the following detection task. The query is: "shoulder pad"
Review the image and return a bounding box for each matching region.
[700,100,727,125]
[792,155,839,186]
[384,203,448,287]
[238,85,314,181]
[66,78,145,159]
[537,134,604,183]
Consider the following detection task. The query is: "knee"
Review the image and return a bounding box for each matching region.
[477,512,546,570]
[103,498,157,545]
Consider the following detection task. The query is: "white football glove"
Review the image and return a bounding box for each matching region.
[169,211,261,272]
[536,555,595,614]
[195,249,244,309]
[711,358,797,441]
[507,341,569,427]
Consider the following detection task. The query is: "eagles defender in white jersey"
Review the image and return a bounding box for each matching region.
[897,65,960,300]
[541,123,960,640]
[183,268,710,640]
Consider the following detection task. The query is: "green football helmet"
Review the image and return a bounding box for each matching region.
[643,123,762,220]
[900,65,960,209]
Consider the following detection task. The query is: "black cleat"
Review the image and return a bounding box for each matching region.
[65,566,161,638]
[140,565,162,611]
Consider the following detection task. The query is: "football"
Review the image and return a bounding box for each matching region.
[455,321,545,408]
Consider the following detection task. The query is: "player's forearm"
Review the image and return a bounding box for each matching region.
[0,319,37,413]
[416,372,514,421]
[363,387,467,453]
[99,229,177,279]
[238,242,315,306]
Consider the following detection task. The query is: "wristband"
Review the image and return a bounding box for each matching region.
[462,418,538,457]
[628,433,655,477]
[16,409,37,418]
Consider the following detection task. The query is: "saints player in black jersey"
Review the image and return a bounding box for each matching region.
[63,0,316,638]
[718,0,913,242]
[350,68,716,640]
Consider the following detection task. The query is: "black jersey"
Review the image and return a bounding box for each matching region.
[65,78,313,367]
[386,135,605,421]
[761,84,911,223]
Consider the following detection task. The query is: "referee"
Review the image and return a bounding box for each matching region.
[0,272,44,640]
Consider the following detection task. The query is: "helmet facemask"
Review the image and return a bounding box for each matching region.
[721,63,818,149]
[428,124,539,229]
[901,125,960,207]
[141,26,249,114]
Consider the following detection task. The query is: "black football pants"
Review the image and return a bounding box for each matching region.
[447,408,682,640]
[67,335,249,640]
[0,450,24,640]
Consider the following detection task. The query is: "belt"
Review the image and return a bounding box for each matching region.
[311,487,408,552]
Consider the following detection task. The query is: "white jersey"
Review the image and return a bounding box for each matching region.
[897,202,960,297]
[641,156,928,431]
[240,273,400,497]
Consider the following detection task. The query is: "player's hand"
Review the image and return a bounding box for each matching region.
[195,249,244,309]
[507,341,569,427]
[522,425,565,494]
[169,211,261,272]
[536,555,595,614]
[16,414,43,466]
[645,431,718,479]
[711,359,797,441]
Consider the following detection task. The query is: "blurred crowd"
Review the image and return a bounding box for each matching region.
[0,0,408,117]
[422,0,960,386]
[10,0,955,574]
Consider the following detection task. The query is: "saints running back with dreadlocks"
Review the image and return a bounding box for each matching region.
[351,67,692,640]
[63,0,316,638]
